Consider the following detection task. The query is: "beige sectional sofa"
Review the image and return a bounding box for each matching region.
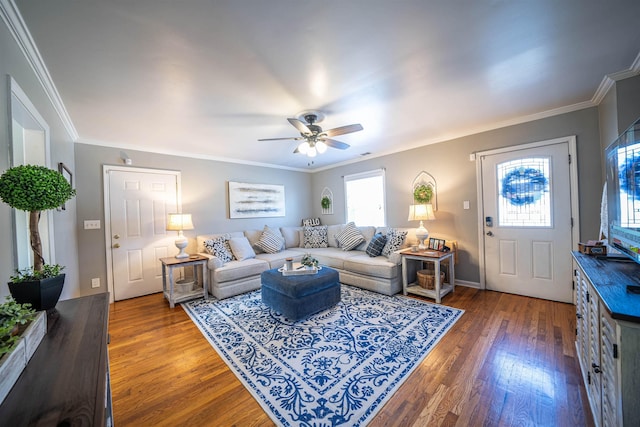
[196,224,417,300]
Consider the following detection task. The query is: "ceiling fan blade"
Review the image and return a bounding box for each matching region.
[287,117,311,135]
[322,123,363,138]
[321,138,350,150]
[258,136,302,141]
[293,147,300,154]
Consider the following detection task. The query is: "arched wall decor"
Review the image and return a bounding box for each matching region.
[411,171,437,211]
[321,187,333,215]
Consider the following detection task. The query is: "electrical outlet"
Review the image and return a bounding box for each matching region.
[84,220,101,230]
[91,278,100,288]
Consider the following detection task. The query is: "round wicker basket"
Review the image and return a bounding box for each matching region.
[416,270,446,290]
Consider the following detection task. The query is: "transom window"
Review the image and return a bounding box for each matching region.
[344,169,386,227]
[497,157,551,227]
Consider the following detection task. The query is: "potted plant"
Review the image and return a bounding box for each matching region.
[0,165,76,311]
[0,297,36,359]
[300,253,319,269]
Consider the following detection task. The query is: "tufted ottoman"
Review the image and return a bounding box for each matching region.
[261,267,341,321]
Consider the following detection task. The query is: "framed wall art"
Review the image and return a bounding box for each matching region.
[58,162,72,211]
[228,181,285,219]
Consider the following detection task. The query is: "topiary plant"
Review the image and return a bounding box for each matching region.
[0,165,76,273]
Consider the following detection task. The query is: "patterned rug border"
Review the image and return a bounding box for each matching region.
[183,285,464,426]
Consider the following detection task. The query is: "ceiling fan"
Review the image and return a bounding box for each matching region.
[258,111,363,157]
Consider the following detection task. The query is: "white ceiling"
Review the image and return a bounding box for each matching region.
[12,0,640,171]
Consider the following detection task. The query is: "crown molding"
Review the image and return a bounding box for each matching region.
[0,0,78,140]
[591,50,640,105]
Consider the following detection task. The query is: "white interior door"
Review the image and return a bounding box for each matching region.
[107,169,179,301]
[480,140,574,302]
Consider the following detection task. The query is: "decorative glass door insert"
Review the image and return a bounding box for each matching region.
[497,157,551,227]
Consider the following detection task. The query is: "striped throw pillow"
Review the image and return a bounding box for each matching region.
[255,226,285,254]
[335,222,365,251]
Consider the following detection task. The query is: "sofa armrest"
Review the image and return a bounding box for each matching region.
[198,252,223,270]
[387,251,402,265]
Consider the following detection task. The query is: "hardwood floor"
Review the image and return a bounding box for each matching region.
[108,286,594,426]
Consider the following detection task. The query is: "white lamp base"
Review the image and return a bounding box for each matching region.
[415,221,429,250]
[174,235,189,259]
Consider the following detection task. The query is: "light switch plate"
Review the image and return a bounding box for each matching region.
[84,220,101,230]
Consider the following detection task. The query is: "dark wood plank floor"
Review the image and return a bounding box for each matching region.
[108,286,594,426]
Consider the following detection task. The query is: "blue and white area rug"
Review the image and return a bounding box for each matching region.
[183,285,463,427]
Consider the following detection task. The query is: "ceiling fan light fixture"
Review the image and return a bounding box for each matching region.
[316,140,327,153]
[307,146,317,157]
[298,141,310,154]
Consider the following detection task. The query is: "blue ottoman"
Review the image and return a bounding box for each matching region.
[261,267,341,321]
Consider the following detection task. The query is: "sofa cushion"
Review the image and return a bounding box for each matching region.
[280,226,302,249]
[343,254,398,279]
[296,247,360,270]
[355,226,376,250]
[255,226,285,253]
[213,258,269,283]
[255,250,303,269]
[382,228,408,256]
[244,229,265,254]
[228,236,256,261]
[366,233,387,257]
[204,236,234,263]
[335,222,365,251]
[302,225,329,248]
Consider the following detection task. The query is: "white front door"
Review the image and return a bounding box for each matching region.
[107,168,180,301]
[479,139,575,302]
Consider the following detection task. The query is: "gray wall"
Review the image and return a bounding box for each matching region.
[615,74,640,133]
[74,144,312,295]
[311,107,602,284]
[0,20,80,300]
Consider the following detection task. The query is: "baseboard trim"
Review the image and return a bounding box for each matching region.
[454,279,481,289]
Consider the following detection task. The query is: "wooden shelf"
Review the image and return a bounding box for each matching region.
[406,282,454,300]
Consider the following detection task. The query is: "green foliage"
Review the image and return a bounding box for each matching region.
[10,264,64,283]
[321,196,331,209]
[413,184,433,204]
[0,297,36,357]
[301,253,319,268]
[0,164,76,212]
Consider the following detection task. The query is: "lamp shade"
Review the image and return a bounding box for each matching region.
[166,213,194,231]
[408,204,435,221]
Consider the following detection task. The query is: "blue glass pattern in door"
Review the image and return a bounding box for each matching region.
[497,157,551,227]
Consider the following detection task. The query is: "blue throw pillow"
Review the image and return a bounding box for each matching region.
[366,233,387,257]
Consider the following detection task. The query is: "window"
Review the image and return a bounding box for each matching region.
[344,169,386,226]
[497,157,551,227]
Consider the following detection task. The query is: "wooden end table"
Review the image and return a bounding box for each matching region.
[160,255,209,308]
[400,248,455,303]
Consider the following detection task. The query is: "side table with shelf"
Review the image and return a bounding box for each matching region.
[400,249,455,303]
[160,255,209,308]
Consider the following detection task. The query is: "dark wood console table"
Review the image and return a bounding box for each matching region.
[0,293,112,426]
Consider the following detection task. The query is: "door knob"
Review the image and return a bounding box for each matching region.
[113,234,120,239]
[113,243,121,249]
[486,231,494,237]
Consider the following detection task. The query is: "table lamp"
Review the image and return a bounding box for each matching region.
[408,204,435,250]
[166,213,194,259]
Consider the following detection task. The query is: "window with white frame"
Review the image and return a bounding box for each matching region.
[344,169,386,226]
